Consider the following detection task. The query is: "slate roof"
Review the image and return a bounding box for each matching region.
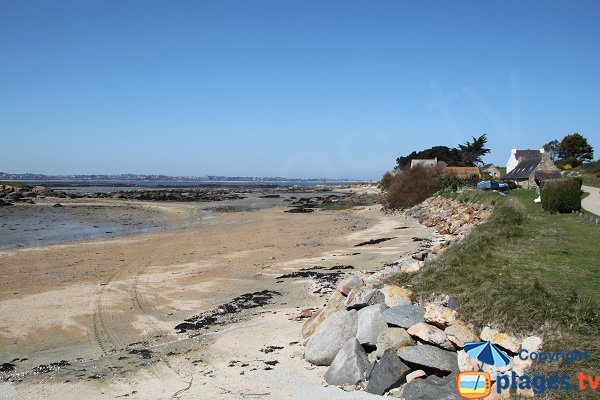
[515,150,542,161]
[504,158,541,179]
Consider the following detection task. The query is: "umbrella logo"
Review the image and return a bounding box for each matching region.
[456,341,511,399]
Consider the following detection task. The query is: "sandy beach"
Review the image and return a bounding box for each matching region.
[0,192,435,399]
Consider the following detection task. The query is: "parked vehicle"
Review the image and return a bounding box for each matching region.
[477,180,509,191]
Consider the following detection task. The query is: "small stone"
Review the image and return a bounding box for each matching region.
[356,305,388,346]
[411,251,429,261]
[401,261,422,273]
[480,327,521,354]
[380,285,412,307]
[374,327,415,358]
[407,322,455,350]
[382,305,425,328]
[444,322,478,348]
[304,309,358,366]
[424,303,457,328]
[366,349,410,395]
[324,338,370,386]
[337,275,364,296]
[397,344,459,373]
[345,287,386,309]
[406,369,427,383]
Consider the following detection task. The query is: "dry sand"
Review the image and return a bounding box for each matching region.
[0,199,433,399]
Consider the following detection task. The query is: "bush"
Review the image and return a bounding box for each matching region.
[490,198,525,226]
[555,157,579,169]
[436,174,463,192]
[384,166,441,209]
[379,171,394,191]
[541,178,582,213]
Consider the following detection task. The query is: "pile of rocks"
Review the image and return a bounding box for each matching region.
[404,197,492,237]
[300,281,542,399]
[86,188,245,202]
[0,183,71,204]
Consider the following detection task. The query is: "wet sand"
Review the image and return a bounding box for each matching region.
[0,195,434,399]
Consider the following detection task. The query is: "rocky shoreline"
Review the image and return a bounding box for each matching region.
[295,196,541,399]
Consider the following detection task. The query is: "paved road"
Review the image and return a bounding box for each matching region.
[582,185,600,216]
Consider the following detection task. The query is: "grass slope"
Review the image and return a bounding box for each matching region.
[388,189,599,399]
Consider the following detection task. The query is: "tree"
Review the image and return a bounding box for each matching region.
[543,139,559,161]
[556,133,594,162]
[395,146,463,169]
[458,134,490,167]
[394,134,490,169]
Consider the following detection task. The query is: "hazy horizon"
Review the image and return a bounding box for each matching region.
[1,1,599,179]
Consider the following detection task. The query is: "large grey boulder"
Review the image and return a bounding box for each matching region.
[397,344,459,372]
[382,305,425,328]
[345,287,386,309]
[356,305,388,346]
[305,309,358,366]
[366,349,410,395]
[400,374,460,400]
[324,338,370,386]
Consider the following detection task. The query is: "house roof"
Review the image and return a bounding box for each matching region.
[504,158,541,179]
[515,150,542,161]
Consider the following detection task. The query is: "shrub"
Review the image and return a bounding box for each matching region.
[540,178,582,213]
[490,198,525,226]
[379,171,394,191]
[436,174,463,192]
[555,157,579,169]
[563,164,573,170]
[384,166,441,209]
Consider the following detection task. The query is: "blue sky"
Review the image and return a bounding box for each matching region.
[1,1,599,179]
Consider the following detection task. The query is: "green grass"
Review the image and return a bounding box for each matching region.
[572,162,600,188]
[579,172,600,188]
[387,189,599,398]
[440,188,508,206]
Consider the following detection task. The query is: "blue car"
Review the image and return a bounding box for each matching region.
[477,180,509,191]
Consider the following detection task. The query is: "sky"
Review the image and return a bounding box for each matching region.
[1,0,599,179]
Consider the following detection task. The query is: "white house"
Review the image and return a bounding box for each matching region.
[506,149,545,173]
